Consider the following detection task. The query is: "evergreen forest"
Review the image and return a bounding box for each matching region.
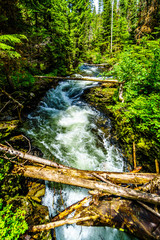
[0,0,160,239]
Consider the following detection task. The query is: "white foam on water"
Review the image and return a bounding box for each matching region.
[23,65,137,240]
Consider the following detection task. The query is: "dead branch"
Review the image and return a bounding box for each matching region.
[0,144,159,185]
[34,76,119,84]
[0,143,72,169]
[30,215,98,232]
[137,201,160,218]
[51,196,91,222]
[0,100,10,113]
[1,89,23,109]
[14,164,160,205]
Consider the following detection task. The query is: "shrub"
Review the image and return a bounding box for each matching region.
[0,199,28,240]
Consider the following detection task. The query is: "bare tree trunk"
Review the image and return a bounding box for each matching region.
[34,76,119,84]
[1,144,160,239]
[0,144,158,185]
[29,197,160,240]
[77,198,160,240]
[13,164,160,205]
[118,83,124,102]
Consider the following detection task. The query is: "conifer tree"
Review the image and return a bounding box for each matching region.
[68,0,92,65]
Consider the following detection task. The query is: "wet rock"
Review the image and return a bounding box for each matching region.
[0,120,19,139]
[27,182,45,203]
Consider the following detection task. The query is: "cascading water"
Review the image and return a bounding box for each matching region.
[23,65,138,240]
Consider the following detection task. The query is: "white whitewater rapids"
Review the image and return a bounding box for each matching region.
[23,65,137,240]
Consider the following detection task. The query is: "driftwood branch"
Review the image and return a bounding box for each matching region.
[0,143,71,169]
[1,144,160,239]
[0,144,158,185]
[51,196,91,222]
[34,75,119,84]
[1,89,23,109]
[13,164,160,205]
[30,215,98,232]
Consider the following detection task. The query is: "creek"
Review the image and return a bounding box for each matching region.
[23,65,137,240]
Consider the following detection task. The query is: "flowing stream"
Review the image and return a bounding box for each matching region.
[23,65,137,240]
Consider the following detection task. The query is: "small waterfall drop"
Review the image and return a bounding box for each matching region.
[23,64,138,240]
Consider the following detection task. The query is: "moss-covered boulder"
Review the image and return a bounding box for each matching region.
[83,84,158,172]
[7,196,52,240]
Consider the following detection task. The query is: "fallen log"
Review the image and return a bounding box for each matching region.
[34,75,119,84]
[0,144,159,185]
[77,198,160,240]
[1,144,160,239]
[82,63,109,67]
[51,196,91,222]
[0,143,71,169]
[30,215,98,232]
[30,196,160,240]
[14,165,160,205]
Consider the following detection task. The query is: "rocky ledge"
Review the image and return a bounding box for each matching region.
[83,83,158,172]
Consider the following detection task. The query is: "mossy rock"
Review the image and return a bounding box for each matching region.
[8,196,52,240]
[83,84,158,172]
[0,120,19,139]
[27,182,45,203]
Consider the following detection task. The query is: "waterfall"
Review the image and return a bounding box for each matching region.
[23,64,138,240]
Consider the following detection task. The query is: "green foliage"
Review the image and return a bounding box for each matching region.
[0,199,28,240]
[110,42,160,146]
[93,53,102,64]
[112,41,160,97]
[0,157,28,239]
[122,95,160,138]
[12,71,35,88]
[0,34,27,59]
[0,158,11,182]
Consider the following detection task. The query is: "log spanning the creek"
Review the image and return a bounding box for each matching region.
[14,164,160,205]
[0,143,158,185]
[1,144,160,240]
[34,75,119,84]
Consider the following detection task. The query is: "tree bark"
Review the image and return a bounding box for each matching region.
[34,75,119,84]
[0,144,159,185]
[1,144,160,239]
[13,165,160,205]
[77,198,160,240]
[29,197,160,240]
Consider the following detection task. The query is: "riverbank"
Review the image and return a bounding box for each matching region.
[0,70,158,239]
[83,83,158,172]
[0,78,60,240]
